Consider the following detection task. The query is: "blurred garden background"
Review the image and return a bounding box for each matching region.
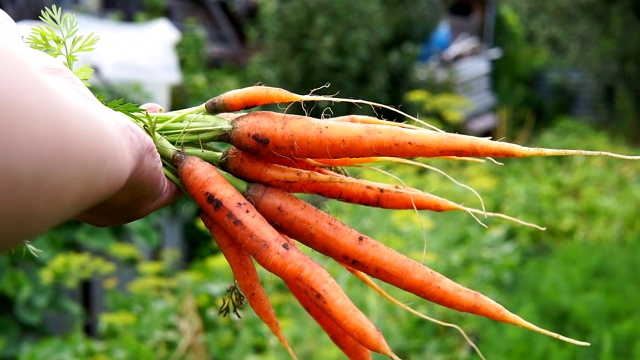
[1,0,640,359]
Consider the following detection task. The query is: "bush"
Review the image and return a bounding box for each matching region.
[246,0,442,117]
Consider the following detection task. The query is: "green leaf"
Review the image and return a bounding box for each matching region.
[96,95,144,121]
[25,5,98,85]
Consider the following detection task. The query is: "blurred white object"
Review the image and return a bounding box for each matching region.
[18,14,182,109]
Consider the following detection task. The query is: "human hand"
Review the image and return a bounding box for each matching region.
[73,106,183,226]
[0,10,181,244]
[75,101,182,226]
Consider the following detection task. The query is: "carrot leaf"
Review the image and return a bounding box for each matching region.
[24,5,99,86]
[219,283,245,318]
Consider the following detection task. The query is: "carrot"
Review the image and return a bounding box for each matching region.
[227,111,639,160]
[285,282,373,360]
[199,212,297,359]
[204,86,306,113]
[221,146,459,210]
[280,236,372,360]
[232,152,321,172]
[304,156,487,167]
[172,152,398,358]
[341,263,486,360]
[244,183,589,346]
[221,147,542,228]
[203,85,441,130]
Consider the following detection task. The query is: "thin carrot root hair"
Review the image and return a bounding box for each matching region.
[308,156,488,213]
[342,263,487,360]
[516,320,590,346]
[342,163,543,229]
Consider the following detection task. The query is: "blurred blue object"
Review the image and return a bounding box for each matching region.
[418,19,452,62]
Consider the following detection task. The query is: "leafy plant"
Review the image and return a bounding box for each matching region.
[499,0,640,140]
[23,5,143,124]
[25,5,99,86]
[219,283,246,318]
[246,0,442,117]
[39,252,116,288]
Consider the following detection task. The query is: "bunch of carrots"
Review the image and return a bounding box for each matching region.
[131,85,638,359]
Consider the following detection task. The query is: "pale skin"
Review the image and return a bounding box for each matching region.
[0,10,181,249]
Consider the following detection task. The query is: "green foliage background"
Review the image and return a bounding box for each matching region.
[246,0,442,117]
[496,0,640,141]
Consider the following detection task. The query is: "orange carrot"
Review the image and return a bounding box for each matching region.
[200,212,297,359]
[221,147,542,228]
[202,85,441,131]
[172,153,398,357]
[281,236,372,360]
[244,183,589,346]
[205,86,309,113]
[221,146,460,210]
[228,111,639,160]
[227,152,320,172]
[304,156,486,167]
[285,283,373,360]
[340,263,486,360]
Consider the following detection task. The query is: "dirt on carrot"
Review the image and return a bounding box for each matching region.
[173,152,398,358]
[227,111,639,160]
[244,183,589,346]
[220,146,542,228]
[200,212,297,359]
[281,235,373,360]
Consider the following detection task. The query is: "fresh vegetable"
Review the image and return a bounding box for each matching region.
[204,85,315,113]
[135,92,640,357]
[281,235,373,360]
[341,263,486,360]
[199,212,296,359]
[226,111,640,160]
[174,152,397,358]
[203,85,441,130]
[244,183,587,346]
[220,146,542,228]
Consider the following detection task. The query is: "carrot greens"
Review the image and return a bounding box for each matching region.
[25,5,98,86]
